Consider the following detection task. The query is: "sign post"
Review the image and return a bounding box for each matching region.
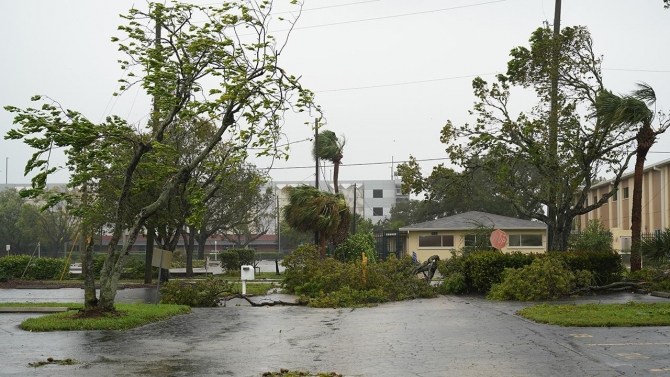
[490,229,508,250]
[152,248,173,303]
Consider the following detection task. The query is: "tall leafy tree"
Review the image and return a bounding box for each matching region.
[313,130,345,193]
[594,83,669,271]
[436,26,642,251]
[0,189,35,255]
[398,157,541,221]
[4,1,317,312]
[277,218,313,252]
[22,194,79,258]
[282,185,350,257]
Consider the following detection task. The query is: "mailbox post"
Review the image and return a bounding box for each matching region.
[240,265,255,295]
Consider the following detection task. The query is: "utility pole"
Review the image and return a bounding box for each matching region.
[352,183,357,234]
[314,118,320,247]
[547,0,561,251]
[276,193,281,275]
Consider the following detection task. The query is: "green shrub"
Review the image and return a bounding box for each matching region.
[0,255,34,279]
[488,257,593,301]
[0,255,69,280]
[334,233,377,264]
[160,277,233,307]
[436,271,467,295]
[436,248,620,296]
[89,254,159,279]
[230,249,255,266]
[439,250,536,294]
[29,258,69,280]
[641,229,670,265]
[550,250,623,285]
[169,249,207,269]
[568,219,614,252]
[221,251,240,272]
[218,249,255,272]
[628,266,670,292]
[282,245,435,307]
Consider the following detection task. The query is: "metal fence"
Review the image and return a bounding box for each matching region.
[374,230,408,260]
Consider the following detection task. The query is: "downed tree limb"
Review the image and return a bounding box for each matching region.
[412,255,440,282]
[221,294,305,307]
[570,281,646,295]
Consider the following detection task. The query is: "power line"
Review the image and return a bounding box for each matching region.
[287,0,508,31]
[263,157,450,171]
[197,0,381,13]
[261,152,670,172]
[315,72,500,93]
[603,68,670,73]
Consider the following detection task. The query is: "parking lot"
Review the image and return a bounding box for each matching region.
[1,290,669,376]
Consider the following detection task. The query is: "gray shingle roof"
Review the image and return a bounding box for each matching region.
[399,211,546,231]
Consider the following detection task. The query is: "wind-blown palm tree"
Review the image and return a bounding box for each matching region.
[313,130,345,193]
[596,83,669,271]
[282,185,350,258]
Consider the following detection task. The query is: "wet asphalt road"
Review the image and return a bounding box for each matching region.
[1,290,670,377]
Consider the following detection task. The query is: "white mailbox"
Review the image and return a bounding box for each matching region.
[240,265,255,281]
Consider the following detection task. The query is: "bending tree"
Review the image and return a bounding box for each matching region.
[282,185,350,258]
[313,130,345,193]
[434,26,641,251]
[5,1,317,313]
[595,83,669,271]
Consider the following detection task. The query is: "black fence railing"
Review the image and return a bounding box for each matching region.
[374,230,408,261]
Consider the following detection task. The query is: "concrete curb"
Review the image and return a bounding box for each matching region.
[0,307,69,313]
[650,291,670,298]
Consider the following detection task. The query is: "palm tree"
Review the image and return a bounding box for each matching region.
[313,130,345,194]
[282,185,351,258]
[595,83,669,271]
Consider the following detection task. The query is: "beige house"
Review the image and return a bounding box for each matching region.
[575,158,670,251]
[399,211,547,263]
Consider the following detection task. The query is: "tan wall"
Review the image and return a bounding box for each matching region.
[576,162,670,251]
[407,229,546,263]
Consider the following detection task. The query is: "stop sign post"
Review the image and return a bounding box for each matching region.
[490,229,508,250]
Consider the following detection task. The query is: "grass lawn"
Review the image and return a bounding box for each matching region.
[518,301,670,327]
[226,282,277,296]
[6,302,191,331]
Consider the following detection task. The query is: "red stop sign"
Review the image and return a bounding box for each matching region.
[490,229,508,249]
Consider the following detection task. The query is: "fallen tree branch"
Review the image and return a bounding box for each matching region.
[412,255,440,282]
[222,294,305,307]
[570,281,646,295]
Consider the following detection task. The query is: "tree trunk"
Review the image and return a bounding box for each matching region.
[82,237,97,310]
[185,227,196,277]
[98,248,124,312]
[319,232,327,258]
[546,213,572,252]
[144,229,154,284]
[630,126,655,272]
[196,230,207,260]
[333,158,341,194]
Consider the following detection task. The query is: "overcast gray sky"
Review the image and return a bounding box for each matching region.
[2,0,669,186]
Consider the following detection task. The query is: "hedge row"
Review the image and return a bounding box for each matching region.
[0,255,69,280]
[220,249,255,271]
[438,250,623,295]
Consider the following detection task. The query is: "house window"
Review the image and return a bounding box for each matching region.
[623,187,629,199]
[464,235,491,248]
[613,190,617,202]
[593,195,597,205]
[373,207,383,216]
[508,234,543,247]
[418,235,454,248]
[373,189,383,198]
